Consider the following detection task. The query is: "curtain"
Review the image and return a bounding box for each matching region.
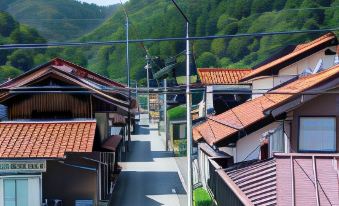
[299,117,336,152]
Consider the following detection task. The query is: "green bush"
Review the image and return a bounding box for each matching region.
[194,187,213,206]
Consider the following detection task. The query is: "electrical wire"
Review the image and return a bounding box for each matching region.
[1,27,338,50]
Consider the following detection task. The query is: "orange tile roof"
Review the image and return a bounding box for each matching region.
[198,68,252,85]
[0,120,96,159]
[194,65,339,146]
[241,32,337,82]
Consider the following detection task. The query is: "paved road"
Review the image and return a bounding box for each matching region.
[110,119,187,206]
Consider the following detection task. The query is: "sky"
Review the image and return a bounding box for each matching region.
[79,0,128,6]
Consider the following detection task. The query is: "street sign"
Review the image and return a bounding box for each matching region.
[0,160,46,173]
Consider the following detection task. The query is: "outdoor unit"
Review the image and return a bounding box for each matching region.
[75,200,94,206]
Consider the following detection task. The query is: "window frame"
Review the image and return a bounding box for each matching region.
[298,116,337,153]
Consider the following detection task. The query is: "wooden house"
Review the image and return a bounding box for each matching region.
[0,58,137,205]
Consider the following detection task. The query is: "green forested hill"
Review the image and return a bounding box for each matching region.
[0,0,117,41]
[77,0,339,84]
[0,11,45,82]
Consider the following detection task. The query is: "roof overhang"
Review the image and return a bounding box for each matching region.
[240,33,337,82]
[265,77,339,117]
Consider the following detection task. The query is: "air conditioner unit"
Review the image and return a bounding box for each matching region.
[75,200,94,206]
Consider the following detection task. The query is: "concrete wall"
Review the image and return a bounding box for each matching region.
[290,93,339,152]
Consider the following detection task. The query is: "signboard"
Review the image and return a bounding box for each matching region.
[0,160,46,173]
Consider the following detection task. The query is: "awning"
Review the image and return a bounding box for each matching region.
[102,135,123,152]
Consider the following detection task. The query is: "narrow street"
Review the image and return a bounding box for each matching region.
[110,115,187,206]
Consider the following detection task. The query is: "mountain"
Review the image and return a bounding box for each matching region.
[0,0,117,41]
[76,0,339,84]
[0,11,49,83]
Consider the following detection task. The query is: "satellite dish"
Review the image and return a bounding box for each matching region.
[335,55,339,65]
[300,67,313,77]
[312,59,323,74]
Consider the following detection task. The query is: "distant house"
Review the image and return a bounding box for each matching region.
[241,32,338,98]
[0,58,136,205]
[198,68,252,115]
[193,33,339,206]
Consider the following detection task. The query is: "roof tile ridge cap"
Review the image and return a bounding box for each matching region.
[199,68,251,71]
[293,32,336,51]
[53,57,126,87]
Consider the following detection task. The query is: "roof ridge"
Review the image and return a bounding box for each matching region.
[0,120,97,124]
[240,32,337,82]
[294,32,336,51]
[198,68,252,71]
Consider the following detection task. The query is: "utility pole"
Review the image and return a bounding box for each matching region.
[164,78,168,151]
[125,13,131,152]
[171,1,193,205]
[136,80,140,120]
[145,55,151,121]
[185,20,193,206]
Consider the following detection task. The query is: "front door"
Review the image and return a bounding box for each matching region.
[0,177,40,206]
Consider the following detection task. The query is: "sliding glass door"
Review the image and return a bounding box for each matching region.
[4,179,28,206]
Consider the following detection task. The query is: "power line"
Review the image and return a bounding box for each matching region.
[1,27,338,50]
[19,19,107,21]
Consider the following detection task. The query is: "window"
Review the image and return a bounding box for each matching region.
[269,126,285,156]
[4,179,28,206]
[299,117,336,152]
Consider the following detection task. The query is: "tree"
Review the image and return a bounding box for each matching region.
[251,0,272,14]
[211,39,226,56]
[0,12,17,37]
[226,38,251,61]
[0,65,22,83]
[6,50,34,71]
[196,52,219,68]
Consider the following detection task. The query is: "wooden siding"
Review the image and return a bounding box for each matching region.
[8,94,91,119]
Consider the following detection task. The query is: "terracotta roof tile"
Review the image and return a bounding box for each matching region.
[241,32,337,82]
[0,120,96,159]
[193,65,339,145]
[198,68,251,85]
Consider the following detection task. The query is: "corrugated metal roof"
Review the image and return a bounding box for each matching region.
[275,154,339,206]
[216,154,339,206]
[223,158,277,206]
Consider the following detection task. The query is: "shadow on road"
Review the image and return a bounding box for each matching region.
[134,125,150,135]
[124,140,173,162]
[110,171,186,206]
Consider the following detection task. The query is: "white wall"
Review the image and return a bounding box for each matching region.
[279,46,337,76]
[251,46,337,99]
[206,86,214,113]
[236,122,280,162]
